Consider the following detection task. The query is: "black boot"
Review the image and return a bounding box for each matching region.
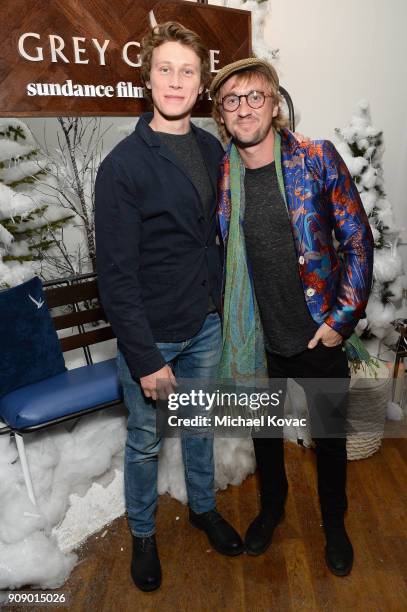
[245,507,285,556]
[324,524,354,576]
[131,534,162,591]
[189,508,244,556]
[247,437,288,555]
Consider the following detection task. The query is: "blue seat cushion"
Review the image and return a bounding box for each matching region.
[0,276,66,397]
[0,359,122,430]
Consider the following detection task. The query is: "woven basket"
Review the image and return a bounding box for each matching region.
[346,362,391,460]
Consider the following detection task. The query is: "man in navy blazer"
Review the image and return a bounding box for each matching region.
[95,22,243,592]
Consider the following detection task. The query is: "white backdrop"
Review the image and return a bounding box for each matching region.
[262,0,407,248]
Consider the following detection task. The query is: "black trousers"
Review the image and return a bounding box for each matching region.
[253,342,350,526]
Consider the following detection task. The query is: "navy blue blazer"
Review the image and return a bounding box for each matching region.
[95,113,224,379]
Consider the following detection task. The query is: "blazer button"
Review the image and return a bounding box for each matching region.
[306,287,315,297]
[202,280,207,286]
[299,255,305,265]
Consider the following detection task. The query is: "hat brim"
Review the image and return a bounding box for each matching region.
[210,57,279,99]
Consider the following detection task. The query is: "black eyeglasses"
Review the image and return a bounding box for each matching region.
[220,90,273,112]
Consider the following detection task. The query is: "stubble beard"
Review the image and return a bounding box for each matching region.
[231,119,273,149]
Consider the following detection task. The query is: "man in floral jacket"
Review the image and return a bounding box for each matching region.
[210,57,374,576]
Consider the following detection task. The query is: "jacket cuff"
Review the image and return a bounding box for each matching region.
[323,313,355,340]
[128,349,166,380]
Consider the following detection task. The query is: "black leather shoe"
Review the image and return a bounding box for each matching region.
[131,534,162,591]
[245,509,285,556]
[324,525,354,576]
[189,509,244,556]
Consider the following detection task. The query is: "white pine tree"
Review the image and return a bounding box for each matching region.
[0,119,73,288]
[335,100,407,340]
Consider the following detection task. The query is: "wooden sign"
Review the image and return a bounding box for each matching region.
[0,0,251,117]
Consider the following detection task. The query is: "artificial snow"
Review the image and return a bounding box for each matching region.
[0,119,72,288]
[0,532,77,590]
[388,275,407,302]
[0,410,125,589]
[359,190,377,216]
[366,298,396,338]
[53,469,125,553]
[0,406,256,590]
[0,158,46,186]
[335,100,405,339]
[386,401,404,421]
[0,258,34,288]
[0,224,13,248]
[0,140,34,165]
[373,249,403,284]
[0,183,34,220]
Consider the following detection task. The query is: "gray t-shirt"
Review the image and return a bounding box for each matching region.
[243,161,318,356]
[156,130,213,221]
[157,130,216,312]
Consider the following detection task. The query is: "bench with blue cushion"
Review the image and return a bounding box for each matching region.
[0,272,123,504]
[0,358,121,431]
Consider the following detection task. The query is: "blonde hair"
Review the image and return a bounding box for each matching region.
[212,67,289,143]
[140,22,210,103]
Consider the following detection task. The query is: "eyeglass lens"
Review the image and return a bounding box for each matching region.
[222,91,265,111]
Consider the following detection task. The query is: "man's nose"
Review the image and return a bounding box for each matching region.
[237,95,251,115]
[170,71,182,88]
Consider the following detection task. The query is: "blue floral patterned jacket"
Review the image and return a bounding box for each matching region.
[217,128,374,339]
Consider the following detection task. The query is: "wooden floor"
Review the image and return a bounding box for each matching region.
[12,438,407,612]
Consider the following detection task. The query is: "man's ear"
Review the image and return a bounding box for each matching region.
[146,81,152,90]
[198,83,204,95]
[272,104,279,118]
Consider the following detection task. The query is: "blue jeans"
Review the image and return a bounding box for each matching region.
[118,312,221,537]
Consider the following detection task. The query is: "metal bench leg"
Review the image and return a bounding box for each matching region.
[14,432,37,506]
